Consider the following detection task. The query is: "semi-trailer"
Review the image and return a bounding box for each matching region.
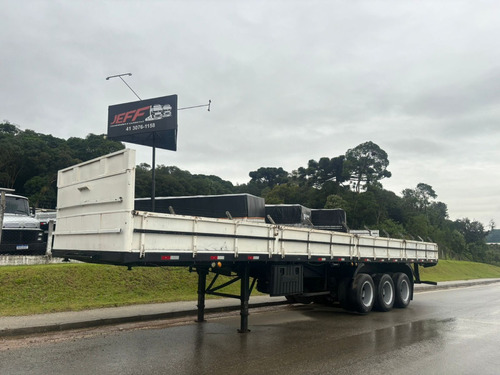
[51,149,438,332]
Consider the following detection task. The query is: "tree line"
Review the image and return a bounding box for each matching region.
[1,122,498,266]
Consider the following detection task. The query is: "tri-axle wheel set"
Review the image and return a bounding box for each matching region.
[337,272,412,314]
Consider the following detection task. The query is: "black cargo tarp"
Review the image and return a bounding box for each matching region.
[311,209,347,232]
[135,194,265,220]
[265,204,312,225]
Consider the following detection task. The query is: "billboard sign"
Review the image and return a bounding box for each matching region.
[107,95,178,151]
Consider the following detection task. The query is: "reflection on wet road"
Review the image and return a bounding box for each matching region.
[1,284,500,375]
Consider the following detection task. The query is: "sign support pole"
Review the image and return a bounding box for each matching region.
[0,191,5,245]
[152,133,156,212]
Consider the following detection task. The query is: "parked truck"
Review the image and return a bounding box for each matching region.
[51,149,438,332]
[0,190,45,254]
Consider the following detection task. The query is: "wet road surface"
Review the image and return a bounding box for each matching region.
[1,284,499,375]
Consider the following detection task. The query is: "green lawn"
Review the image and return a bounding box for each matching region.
[0,264,241,316]
[0,260,499,316]
[419,259,500,282]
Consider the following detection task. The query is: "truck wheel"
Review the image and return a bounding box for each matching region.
[392,272,411,308]
[350,274,375,314]
[373,274,395,312]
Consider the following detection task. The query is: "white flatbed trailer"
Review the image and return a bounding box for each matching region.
[52,149,438,332]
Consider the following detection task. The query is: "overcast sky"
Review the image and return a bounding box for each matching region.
[1,0,499,226]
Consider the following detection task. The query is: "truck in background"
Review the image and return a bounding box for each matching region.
[35,209,57,243]
[0,190,45,254]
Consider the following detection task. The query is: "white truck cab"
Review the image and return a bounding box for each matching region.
[0,193,45,254]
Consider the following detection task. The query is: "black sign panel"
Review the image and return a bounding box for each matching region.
[107,95,178,151]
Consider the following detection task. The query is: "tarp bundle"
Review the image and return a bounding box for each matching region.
[265,204,312,226]
[135,194,265,221]
[311,209,347,232]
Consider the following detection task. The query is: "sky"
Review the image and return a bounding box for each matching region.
[1,0,499,226]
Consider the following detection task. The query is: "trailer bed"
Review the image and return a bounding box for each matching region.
[52,149,438,267]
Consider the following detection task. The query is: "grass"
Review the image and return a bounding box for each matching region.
[0,260,499,316]
[0,264,243,316]
[419,259,500,282]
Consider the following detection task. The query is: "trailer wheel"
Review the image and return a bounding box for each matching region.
[350,274,375,314]
[373,274,395,312]
[392,272,411,308]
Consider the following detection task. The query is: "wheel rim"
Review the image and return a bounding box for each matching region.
[360,281,374,307]
[400,279,410,303]
[381,280,394,305]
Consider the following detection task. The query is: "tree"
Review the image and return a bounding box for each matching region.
[344,141,391,192]
[249,167,289,188]
[324,194,350,210]
[0,121,20,135]
[402,183,437,212]
[135,163,235,198]
[454,218,487,244]
[347,191,381,228]
[67,134,124,162]
[295,156,345,188]
[428,201,449,226]
[379,219,406,238]
[242,167,290,197]
[0,139,23,188]
[406,214,431,239]
[263,183,304,205]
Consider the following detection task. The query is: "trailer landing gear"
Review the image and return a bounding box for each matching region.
[193,264,255,333]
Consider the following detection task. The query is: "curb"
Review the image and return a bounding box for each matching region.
[0,300,288,338]
[414,278,500,292]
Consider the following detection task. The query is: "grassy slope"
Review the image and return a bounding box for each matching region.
[1,260,499,316]
[0,264,241,316]
[419,259,500,282]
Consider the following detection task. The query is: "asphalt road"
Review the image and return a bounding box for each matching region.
[1,283,500,375]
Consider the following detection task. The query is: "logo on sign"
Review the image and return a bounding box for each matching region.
[110,104,172,126]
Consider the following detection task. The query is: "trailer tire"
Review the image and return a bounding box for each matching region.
[373,274,395,312]
[350,274,375,314]
[392,272,411,308]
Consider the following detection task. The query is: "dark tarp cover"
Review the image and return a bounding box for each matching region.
[265,204,312,225]
[135,194,265,220]
[311,209,347,232]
